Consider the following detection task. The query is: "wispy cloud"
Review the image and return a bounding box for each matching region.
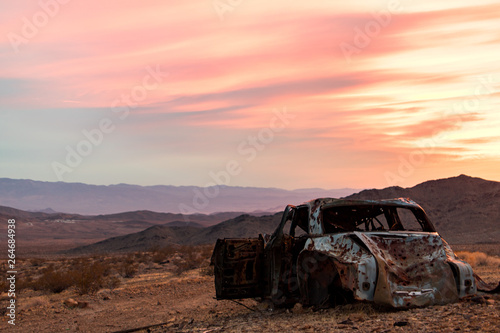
[0,0,499,188]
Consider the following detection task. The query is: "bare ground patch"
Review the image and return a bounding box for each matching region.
[1,245,499,332]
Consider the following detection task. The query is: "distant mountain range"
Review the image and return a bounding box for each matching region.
[0,178,359,215]
[66,174,500,254]
[0,205,253,253]
[2,174,499,255]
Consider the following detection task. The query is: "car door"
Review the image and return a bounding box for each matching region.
[212,237,265,299]
[263,205,296,302]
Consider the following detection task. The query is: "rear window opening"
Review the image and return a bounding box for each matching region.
[322,205,434,233]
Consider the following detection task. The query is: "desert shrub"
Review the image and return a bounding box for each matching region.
[1,261,35,292]
[122,263,138,278]
[199,244,215,258]
[0,280,6,292]
[70,260,108,294]
[151,245,176,264]
[136,252,149,260]
[33,266,74,293]
[456,251,500,268]
[200,264,214,276]
[173,260,192,275]
[0,277,6,292]
[102,275,121,289]
[30,258,44,267]
[16,274,35,291]
[69,259,119,294]
[30,258,116,294]
[173,246,198,275]
[152,252,167,264]
[118,254,138,278]
[0,263,7,291]
[173,245,213,275]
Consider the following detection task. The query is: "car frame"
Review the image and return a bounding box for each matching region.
[212,198,478,308]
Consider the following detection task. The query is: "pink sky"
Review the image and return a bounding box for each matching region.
[1,0,499,190]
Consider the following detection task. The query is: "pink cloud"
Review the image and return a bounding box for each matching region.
[1,1,500,189]
[396,113,483,139]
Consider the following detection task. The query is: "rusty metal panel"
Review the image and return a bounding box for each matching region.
[357,232,459,307]
[301,234,377,302]
[213,238,264,299]
[300,231,466,307]
[308,199,323,235]
[442,241,476,297]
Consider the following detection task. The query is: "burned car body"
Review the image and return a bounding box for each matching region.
[212,198,478,308]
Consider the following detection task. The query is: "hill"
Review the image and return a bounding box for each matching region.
[0,206,246,254]
[346,174,500,244]
[66,175,500,254]
[0,178,359,215]
[66,225,203,254]
[67,213,282,254]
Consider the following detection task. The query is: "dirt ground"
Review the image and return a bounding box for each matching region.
[1,249,500,333]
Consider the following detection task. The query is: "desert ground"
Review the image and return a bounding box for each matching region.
[1,244,499,333]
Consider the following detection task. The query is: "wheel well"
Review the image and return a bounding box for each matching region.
[297,251,354,307]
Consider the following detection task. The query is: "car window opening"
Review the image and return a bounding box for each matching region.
[322,205,432,233]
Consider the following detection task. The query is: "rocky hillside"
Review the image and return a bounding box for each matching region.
[346,174,500,244]
[66,175,500,253]
[0,206,246,254]
[67,213,282,254]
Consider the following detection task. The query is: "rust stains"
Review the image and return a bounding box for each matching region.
[212,197,487,309]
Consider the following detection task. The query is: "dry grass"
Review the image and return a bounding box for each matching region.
[455,251,500,268]
[150,245,176,263]
[118,254,139,278]
[172,245,213,275]
[32,265,75,293]
[147,244,214,275]
[7,243,500,333]
[6,244,215,296]
[25,259,114,294]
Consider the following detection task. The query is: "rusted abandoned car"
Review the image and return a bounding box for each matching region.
[212,198,480,308]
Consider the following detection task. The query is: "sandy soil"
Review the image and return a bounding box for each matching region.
[2,258,499,333]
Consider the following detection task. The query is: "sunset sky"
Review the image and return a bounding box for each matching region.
[1,0,499,190]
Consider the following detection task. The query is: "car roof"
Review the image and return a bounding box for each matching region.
[301,197,424,210]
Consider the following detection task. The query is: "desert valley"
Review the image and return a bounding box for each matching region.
[1,174,499,332]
